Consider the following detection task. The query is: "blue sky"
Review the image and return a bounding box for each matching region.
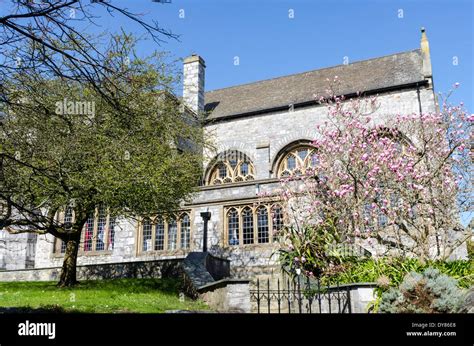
[2,0,472,105]
[72,0,473,109]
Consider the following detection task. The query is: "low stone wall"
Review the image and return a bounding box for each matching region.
[0,259,183,282]
[198,279,251,313]
[348,283,378,313]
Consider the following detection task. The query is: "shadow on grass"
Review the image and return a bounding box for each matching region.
[0,278,209,313]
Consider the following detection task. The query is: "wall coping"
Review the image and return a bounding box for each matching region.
[326,282,378,290]
[198,278,251,292]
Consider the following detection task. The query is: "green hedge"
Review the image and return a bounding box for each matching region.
[322,258,473,289]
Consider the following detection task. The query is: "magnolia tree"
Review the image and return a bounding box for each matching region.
[270,81,472,276]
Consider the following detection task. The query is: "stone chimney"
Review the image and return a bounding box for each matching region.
[183,54,206,114]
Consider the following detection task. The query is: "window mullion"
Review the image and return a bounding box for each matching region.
[104,210,110,251]
[92,208,98,252]
[177,216,181,250]
[151,217,156,252]
[164,220,169,251]
[268,205,272,244]
[253,207,257,244]
[239,208,243,246]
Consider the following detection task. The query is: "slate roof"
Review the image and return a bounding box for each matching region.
[204,49,426,120]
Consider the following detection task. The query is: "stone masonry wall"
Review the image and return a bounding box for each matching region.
[2,86,438,275]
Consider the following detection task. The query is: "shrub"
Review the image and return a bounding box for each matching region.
[467,237,474,261]
[322,258,473,289]
[379,268,465,313]
[277,218,348,277]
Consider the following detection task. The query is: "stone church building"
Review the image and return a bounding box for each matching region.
[1,30,440,278]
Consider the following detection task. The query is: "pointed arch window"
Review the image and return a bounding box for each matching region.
[95,205,107,251]
[83,213,95,252]
[271,204,284,241]
[55,206,116,255]
[225,204,283,247]
[108,217,116,250]
[180,213,191,249]
[60,207,74,253]
[257,206,269,244]
[227,208,240,245]
[277,145,318,177]
[242,207,254,245]
[168,218,178,250]
[155,218,165,251]
[138,212,192,254]
[207,150,255,185]
[142,218,153,252]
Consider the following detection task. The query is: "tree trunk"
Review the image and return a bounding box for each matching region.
[57,235,81,287]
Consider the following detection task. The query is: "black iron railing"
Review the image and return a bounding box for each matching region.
[250,276,352,313]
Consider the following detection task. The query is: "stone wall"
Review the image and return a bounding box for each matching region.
[0,231,36,270]
[203,87,436,173]
[0,85,439,274]
[198,279,251,313]
[0,259,183,282]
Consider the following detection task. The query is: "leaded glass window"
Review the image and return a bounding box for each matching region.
[242,207,254,245]
[257,207,269,243]
[142,218,153,252]
[168,219,178,250]
[207,150,255,185]
[277,145,318,177]
[155,218,165,251]
[83,214,95,252]
[225,204,284,247]
[227,208,239,245]
[180,214,191,249]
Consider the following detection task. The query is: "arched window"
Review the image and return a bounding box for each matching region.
[180,213,191,249]
[271,204,284,241]
[108,217,116,250]
[61,207,74,253]
[155,218,165,251]
[56,206,116,254]
[142,218,152,252]
[139,212,193,253]
[168,218,178,250]
[276,145,318,177]
[242,207,254,245]
[207,150,255,185]
[257,206,269,244]
[95,205,106,251]
[83,213,95,252]
[227,208,239,245]
[225,204,284,247]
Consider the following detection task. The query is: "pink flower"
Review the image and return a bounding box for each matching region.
[361,153,369,161]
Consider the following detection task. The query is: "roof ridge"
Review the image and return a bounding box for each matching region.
[205,48,421,95]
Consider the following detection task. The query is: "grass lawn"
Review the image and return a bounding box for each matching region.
[0,278,209,313]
